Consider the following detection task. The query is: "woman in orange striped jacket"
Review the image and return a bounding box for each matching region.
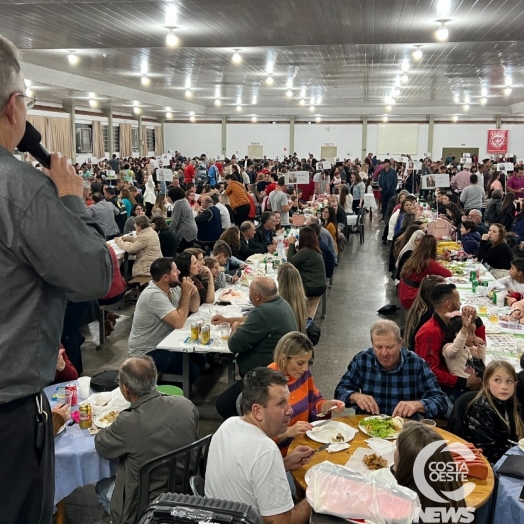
[268,332,344,456]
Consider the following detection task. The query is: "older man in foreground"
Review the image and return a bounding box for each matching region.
[335,320,448,419]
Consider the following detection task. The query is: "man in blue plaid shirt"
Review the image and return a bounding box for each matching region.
[335,320,448,419]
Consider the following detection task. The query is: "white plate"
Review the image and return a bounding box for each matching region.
[519,439,524,453]
[358,416,401,440]
[306,420,357,444]
[345,447,395,474]
[485,324,502,334]
[94,409,120,428]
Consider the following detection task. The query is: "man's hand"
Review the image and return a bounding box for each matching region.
[351,393,379,414]
[180,277,196,296]
[466,373,481,390]
[45,153,83,198]
[211,314,228,325]
[511,309,523,319]
[392,400,423,418]
[267,245,277,254]
[56,347,66,372]
[285,421,314,439]
[283,446,315,471]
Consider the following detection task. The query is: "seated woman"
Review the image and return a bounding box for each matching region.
[115,216,162,277]
[321,206,338,254]
[443,202,464,237]
[337,184,353,214]
[477,223,514,278]
[388,215,421,274]
[287,226,327,300]
[398,235,452,310]
[394,229,425,283]
[492,258,524,306]
[150,216,178,258]
[394,421,467,515]
[119,188,135,216]
[277,263,309,334]
[123,203,145,234]
[151,194,166,218]
[460,221,481,255]
[268,332,344,456]
[465,360,524,464]
[175,252,215,305]
[499,192,516,231]
[387,196,416,242]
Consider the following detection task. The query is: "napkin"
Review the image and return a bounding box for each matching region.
[366,438,396,454]
[327,443,350,453]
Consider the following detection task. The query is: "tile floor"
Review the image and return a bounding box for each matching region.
[57,215,401,523]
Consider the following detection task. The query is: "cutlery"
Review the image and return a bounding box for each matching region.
[317,406,337,418]
[312,419,331,429]
[311,443,330,453]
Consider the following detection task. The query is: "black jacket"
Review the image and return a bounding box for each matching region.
[157,229,178,258]
[236,234,264,261]
[465,395,522,464]
[254,225,275,250]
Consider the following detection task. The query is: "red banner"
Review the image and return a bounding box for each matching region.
[487,129,509,154]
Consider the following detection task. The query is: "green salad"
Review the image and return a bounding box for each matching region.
[360,418,399,438]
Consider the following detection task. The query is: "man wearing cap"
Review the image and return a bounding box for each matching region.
[450,163,472,192]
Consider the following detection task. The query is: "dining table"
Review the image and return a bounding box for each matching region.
[288,415,495,514]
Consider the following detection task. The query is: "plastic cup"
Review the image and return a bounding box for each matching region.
[78,377,91,399]
[220,322,231,341]
[489,307,499,323]
[55,389,73,419]
[479,304,488,315]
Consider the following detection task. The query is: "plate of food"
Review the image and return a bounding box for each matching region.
[358,416,404,440]
[218,289,243,303]
[447,277,469,284]
[94,409,120,429]
[306,420,357,444]
[345,447,394,474]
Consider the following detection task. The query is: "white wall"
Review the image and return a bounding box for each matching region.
[164,123,222,158]
[227,123,289,159]
[294,123,362,160]
[433,123,492,160]
[502,123,524,158]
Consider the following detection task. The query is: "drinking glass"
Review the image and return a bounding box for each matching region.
[488,307,499,323]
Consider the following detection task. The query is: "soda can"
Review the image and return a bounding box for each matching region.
[190,323,199,341]
[200,325,211,345]
[79,403,92,429]
[472,281,478,293]
[66,384,78,406]
[469,271,476,282]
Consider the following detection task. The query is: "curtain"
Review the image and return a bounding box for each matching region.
[92,120,105,159]
[26,115,48,150]
[119,123,133,158]
[154,125,164,155]
[47,117,73,159]
[141,125,148,156]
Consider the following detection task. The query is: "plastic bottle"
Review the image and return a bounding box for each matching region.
[277,240,284,258]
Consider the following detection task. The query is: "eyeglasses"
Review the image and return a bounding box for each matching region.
[16,93,36,109]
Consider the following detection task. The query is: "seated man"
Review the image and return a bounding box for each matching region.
[195,196,223,242]
[463,208,488,235]
[415,284,482,399]
[335,320,448,419]
[238,221,264,260]
[306,217,337,261]
[212,277,297,418]
[127,257,201,383]
[254,211,277,253]
[95,356,198,524]
[205,367,313,523]
[86,192,120,239]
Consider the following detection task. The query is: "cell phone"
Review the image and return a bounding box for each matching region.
[519,484,524,502]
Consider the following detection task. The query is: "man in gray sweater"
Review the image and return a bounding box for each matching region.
[86,191,120,239]
[460,174,485,214]
[0,35,112,524]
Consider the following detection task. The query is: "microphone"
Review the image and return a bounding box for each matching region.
[17,121,51,169]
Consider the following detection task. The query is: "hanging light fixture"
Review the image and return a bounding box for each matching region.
[166,30,178,47]
[412,47,423,61]
[436,22,449,41]
[232,51,242,64]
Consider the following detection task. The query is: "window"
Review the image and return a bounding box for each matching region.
[113,126,120,153]
[132,127,138,150]
[146,128,155,152]
[102,125,108,153]
[75,123,92,154]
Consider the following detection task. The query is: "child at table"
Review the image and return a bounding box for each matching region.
[203,257,238,290]
[465,360,524,464]
[442,312,486,380]
[491,258,524,306]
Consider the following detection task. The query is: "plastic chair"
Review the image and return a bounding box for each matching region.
[189,475,205,497]
[447,391,476,439]
[356,207,366,244]
[136,434,213,522]
[156,385,183,396]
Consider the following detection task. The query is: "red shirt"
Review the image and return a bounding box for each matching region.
[265,182,277,196]
[54,347,79,383]
[216,162,223,174]
[507,174,524,195]
[184,164,195,183]
[298,181,315,201]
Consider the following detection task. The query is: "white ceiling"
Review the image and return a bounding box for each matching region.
[5,0,524,119]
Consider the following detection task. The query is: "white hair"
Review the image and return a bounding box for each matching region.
[0,35,24,108]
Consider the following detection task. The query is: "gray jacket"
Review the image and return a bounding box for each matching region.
[169,198,198,242]
[95,392,199,524]
[0,146,112,403]
[86,200,120,237]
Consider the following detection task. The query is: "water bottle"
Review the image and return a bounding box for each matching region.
[277,240,284,258]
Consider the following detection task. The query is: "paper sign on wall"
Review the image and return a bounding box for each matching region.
[488,130,509,154]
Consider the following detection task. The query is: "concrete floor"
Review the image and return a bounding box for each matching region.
[58,214,401,524]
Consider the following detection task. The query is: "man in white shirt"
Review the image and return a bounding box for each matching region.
[205,367,313,524]
[212,194,231,229]
[269,177,291,227]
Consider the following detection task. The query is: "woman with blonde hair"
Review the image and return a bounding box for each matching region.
[277,263,309,334]
[269,331,344,455]
[151,194,166,218]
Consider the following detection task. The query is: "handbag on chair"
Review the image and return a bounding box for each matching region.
[426,219,453,240]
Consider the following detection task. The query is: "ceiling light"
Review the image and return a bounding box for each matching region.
[89,99,98,108]
[185,90,193,98]
[286,90,293,98]
[464,94,470,104]
[393,88,401,97]
[133,106,141,115]
[463,104,469,111]
[412,47,423,61]
[505,87,512,96]
[401,74,409,84]
[315,116,321,123]
[480,97,487,105]
[133,100,139,106]
[189,115,196,122]
[286,78,293,89]
[436,23,449,41]
[236,105,242,112]
[481,87,488,97]
[166,112,172,119]
[506,77,513,87]
[309,105,315,112]
[252,96,257,105]
[310,96,315,105]
[189,111,195,116]
[299,99,306,106]
[140,59,148,75]
[214,99,221,106]
[300,87,306,98]
[401,60,410,73]
[452,115,459,122]
[266,76,274,85]
[382,116,389,122]
[251,116,257,123]
[88,92,96,98]
[165,106,171,111]
[68,53,78,65]
[25,88,33,97]
[232,51,242,64]
[141,76,151,86]
[454,95,460,104]
[266,61,274,74]
[165,30,178,47]
[316,96,322,105]
[386,105,392,111]
[236,96,242,105]
[24,79,31,88]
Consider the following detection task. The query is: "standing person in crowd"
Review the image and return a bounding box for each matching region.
[167,187,198,251]
[506,168,524,199]
[120,188,136,216]
[393,229,425,282]
[142,173,156,217]
[349,172,365,213]
[477,223,514,277]
[451,163,472,192]
[460,174,485,214]
[484,189,503,225]
[487,171,503,194]
[378,159,397,219]
[0,33,113,524]
[269,177,291,229]
[338,184,353,214]
[224,174,251,226]
[398,235,452,310]
[465,361,524,464]
[499,192,516,231]
[151,194,166,218]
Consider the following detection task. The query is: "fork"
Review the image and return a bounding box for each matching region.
[317,405,337,418]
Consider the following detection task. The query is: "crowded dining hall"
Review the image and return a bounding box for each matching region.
[3,1,524,524]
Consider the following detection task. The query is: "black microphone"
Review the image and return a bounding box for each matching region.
[17,121,51,169]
